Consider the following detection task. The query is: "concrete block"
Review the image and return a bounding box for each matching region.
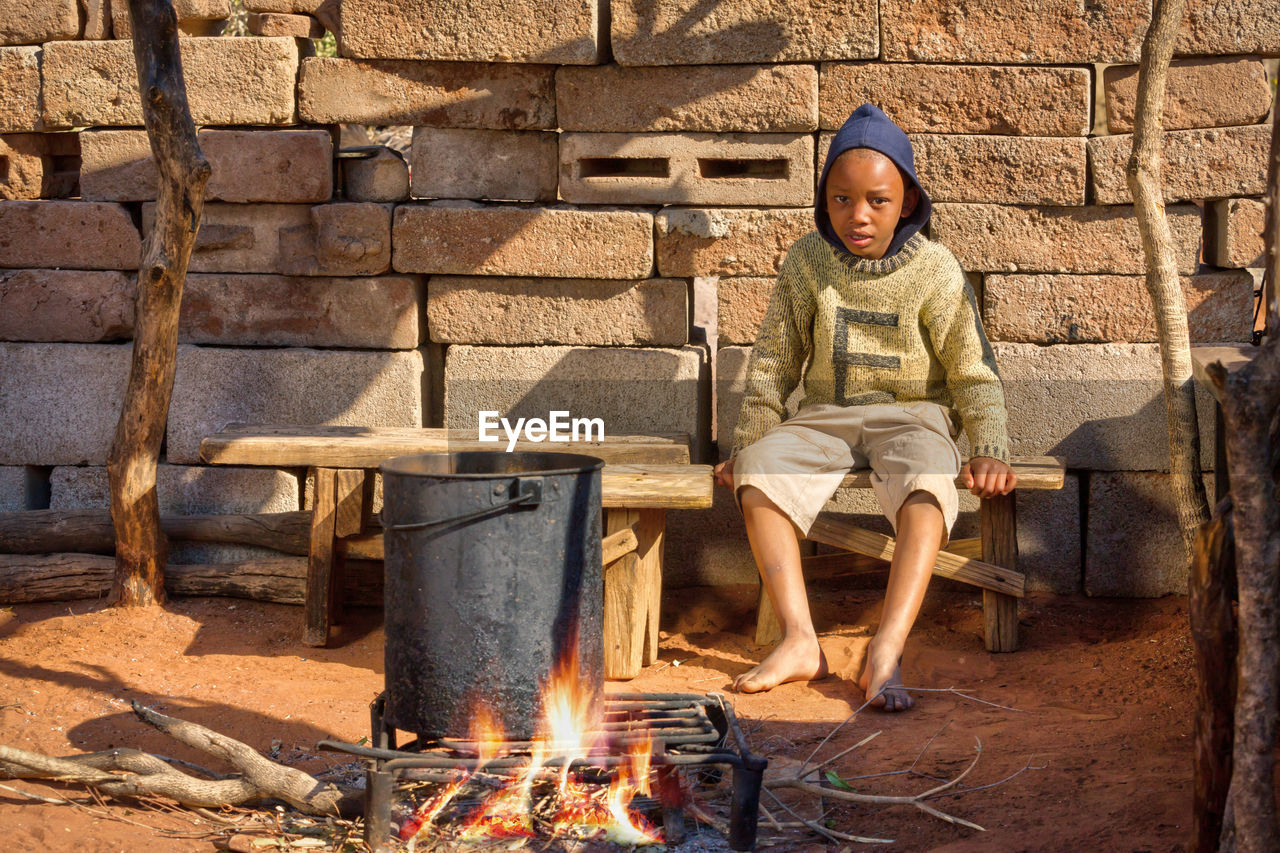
[1,134,58,200]
[1086,472,1216,597]
[0,201,140,270]
[81,129,333,203]
[819,63,1091,136]
[714,345,805,454]
[560,132,814,207]
[665,486,756,587]
[1089,124,1270,204]
[932,203,1202,275]
[0,0,78,46]
[1207,198,1265,268]
[1104,58,1273,133]
[411,128,557,202]
[50,464,299,514]
[656,207,813,278]
[612,0,877,64]
[142,202,391,276]
[181,274,422,349]
[715,346,751,452]
[0,466,34,511]
[984,271,1255,344]
[112,0,230,38]
[880,0,1147,63]
[0,46,42,132]
[41,37,298,128]
[191,129,332,204]
[443,345,705,440]
[0,343,131,465]
[557,64,818,132]
[298,57,555,128]
[913,134,1085,206]
[246,0,324,10]
[82,0,111,39]
[717,277,774,345]
[818,132,1086,206]
[166,345,424,464]
[249,12,324,38]
[0,269,133,342]
[1179,0,1280,55]
[1006,474,1082,594]
[342,0,601,63]
[993,342,1215,471]
[341,147,409,202]
[393,203,653,279]
[427,277,687,346]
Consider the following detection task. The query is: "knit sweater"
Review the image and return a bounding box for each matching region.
[730,230,1011,463]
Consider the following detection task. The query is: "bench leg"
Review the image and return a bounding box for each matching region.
[603,508,664,680]
[754,586,783,647]
[980,492,1019,652]
[642,509,665,668]
[329,469,366,628]
[304,467,338,647]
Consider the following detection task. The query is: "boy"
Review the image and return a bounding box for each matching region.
[713,104,1017,710]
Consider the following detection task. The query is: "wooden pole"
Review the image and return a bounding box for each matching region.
[0,510,311,556]
[1214,77,1280,853]
[1125,0,1210,550]
[106,0,211,606]
[1189,496,1237,853]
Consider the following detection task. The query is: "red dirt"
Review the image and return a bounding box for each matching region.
[0,581,1195,851]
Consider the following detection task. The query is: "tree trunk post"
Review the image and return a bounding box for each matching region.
[106,0,211,606]
[1125,0,1210,550]
[1214,75,1280,853]
[1189,497,1237,853]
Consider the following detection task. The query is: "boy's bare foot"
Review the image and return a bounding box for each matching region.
[858,645,913,711]
[732,634,829,693]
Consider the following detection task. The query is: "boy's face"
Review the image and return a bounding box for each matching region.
[824,149,919,260]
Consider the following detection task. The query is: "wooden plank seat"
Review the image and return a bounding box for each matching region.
[199,426,712,679]
[754,456,1066,653]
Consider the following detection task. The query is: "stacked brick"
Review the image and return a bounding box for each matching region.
[0,0,1275,597]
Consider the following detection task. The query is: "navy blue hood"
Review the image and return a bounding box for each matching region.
[816,103,932,260]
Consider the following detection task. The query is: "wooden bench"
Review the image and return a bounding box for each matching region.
[754,456,1066,653]
[199,426,712,679]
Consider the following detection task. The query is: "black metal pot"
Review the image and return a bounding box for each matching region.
[379,451,604,740]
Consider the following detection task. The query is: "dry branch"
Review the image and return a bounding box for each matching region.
[1126,0,1210,550]
[107,0,212,606]
[0,704,360,817]
[769,739,986,832]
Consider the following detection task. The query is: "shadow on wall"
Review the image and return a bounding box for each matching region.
[1012,378,1219,472]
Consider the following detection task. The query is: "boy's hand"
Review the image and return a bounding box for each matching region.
[961,457,1017,498]
[713,457,736,490]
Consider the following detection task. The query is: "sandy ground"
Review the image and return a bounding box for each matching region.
[0,580,1195,852]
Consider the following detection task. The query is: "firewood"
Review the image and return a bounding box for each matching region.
[0,704,360,816]
[0,509,310,556]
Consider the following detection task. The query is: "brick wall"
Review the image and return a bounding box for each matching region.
[0,0,1275,596]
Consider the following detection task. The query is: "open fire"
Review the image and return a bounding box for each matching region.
[394,650,666,847]
[320,651,766,852]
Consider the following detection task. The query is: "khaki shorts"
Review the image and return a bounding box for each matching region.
[733,402,962,543]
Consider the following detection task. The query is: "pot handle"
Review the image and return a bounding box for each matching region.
[379,477,543,532]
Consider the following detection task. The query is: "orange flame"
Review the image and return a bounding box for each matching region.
[406,643,665,844]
